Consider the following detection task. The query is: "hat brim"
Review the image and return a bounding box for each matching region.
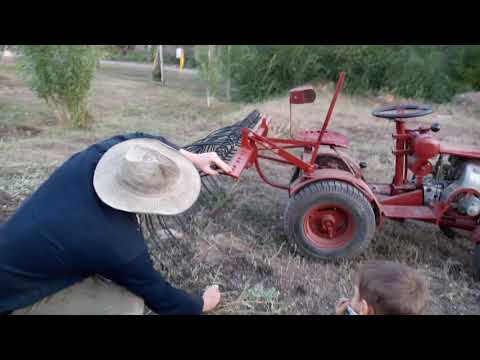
[93,138,201,216]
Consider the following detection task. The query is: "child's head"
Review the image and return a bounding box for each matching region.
[337,260,428,315]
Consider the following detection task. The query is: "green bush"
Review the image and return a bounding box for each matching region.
[225,45,326,102]
[194,46,223,105]
[220,45,480,104]
[102,46,198,68]
[16,45,99,128]
[105,48,152,63]
[456,45,480,90]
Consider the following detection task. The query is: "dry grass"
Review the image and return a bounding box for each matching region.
[1,62,480,315]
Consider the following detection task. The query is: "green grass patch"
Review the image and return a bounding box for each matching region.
[0,103,33,124]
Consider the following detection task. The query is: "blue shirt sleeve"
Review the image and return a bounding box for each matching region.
[130,132,181,151]
[100,250,204,315]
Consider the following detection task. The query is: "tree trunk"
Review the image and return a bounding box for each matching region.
[160,45,164,83]
[152,45,164,83]
[147,45,153,62]
[226,45,232,101]
[207,45,214,107]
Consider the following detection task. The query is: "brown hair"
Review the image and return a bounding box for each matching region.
[356,260,428,315]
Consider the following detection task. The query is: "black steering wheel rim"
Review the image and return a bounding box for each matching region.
[372,104,433,119]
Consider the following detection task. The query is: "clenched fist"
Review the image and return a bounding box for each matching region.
[202,285,221,312]
[179,149,232,176]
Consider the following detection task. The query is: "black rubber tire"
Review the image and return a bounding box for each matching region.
[283,180,376,260]
[473,244,480,281]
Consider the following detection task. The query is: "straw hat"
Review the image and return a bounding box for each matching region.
[93,138,201,215]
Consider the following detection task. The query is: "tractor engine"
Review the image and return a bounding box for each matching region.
[424,157,480,217]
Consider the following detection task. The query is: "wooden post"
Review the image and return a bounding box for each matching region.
[152,45,164,83]
[147,45,152,62]
[159,45,164,84]
[207,45,215,107]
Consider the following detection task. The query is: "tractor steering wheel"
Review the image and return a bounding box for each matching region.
[372,104,433,120]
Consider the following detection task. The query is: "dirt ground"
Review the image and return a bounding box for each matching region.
[1,61,479,315]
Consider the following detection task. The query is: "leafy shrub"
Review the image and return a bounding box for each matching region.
[225,45,326,102]
[16,45,99,128]
[219,45,480,104]
[194,45,223,105]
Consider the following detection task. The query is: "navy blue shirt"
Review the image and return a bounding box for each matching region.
[0,133,204,315]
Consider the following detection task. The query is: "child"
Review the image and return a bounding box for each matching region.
[336,260,428,315]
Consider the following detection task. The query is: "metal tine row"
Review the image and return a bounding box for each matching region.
[185,110,261,158]
[142,111,261,256]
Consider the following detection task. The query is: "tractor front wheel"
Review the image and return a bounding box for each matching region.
[284,180,376,260]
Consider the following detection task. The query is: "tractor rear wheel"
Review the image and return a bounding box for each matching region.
[473,244,480,281]
[284,180,376,260]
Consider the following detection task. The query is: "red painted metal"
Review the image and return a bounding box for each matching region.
[294,130,350,148]
[228,146,255,179]
[440,143,480,159]
[380,189,423,206]
[369,183,392,196]
[257,154,297,166]
[382,205,436,220]
[311,72,346,165]
[289,86,316,104]
[248,132,315,173]
[413,135,440,159]
[290,168,383,227]
[222,70,480,258]
[471,226,480,244]
[434,188,480,226]
[313,153,353,173]
[264,132,349,149]
[289,86,316,139]
[405,134,440,182]
[393,120,408,188]
[303,204,355,248]
[228,115,270,179]
[253,156,290,190]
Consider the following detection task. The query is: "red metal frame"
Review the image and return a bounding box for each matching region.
[228,72,348,181]
[311,72,346,165]
[225,71,480,248]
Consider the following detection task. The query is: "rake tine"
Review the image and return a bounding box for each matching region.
[158,216,179,242]
[201,177,222,203]
[204,176,225,198]
[196,182,216,208]
[146,214,160,241]
[141,110,261,251]
[140,215,170,273]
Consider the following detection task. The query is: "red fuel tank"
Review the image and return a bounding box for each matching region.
[407,134,440,177]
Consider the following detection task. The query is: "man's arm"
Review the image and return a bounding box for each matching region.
[128,132,181,151]
[121,132,232,175]
[100,250,204,315]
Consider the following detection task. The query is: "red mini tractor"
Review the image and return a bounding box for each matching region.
[221,72,480,278]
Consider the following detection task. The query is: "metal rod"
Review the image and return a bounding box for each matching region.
[311,72,346,165]
[254,155,290,190]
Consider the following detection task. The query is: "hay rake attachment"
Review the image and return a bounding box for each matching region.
[141,110,264,256]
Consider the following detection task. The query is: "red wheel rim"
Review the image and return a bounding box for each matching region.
[303,203,356,249]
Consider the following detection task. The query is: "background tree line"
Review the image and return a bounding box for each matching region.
[6,45,480,129]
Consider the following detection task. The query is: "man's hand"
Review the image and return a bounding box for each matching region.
[335,298,350,315]
[179,149,232,176]
[202,285,221,312]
